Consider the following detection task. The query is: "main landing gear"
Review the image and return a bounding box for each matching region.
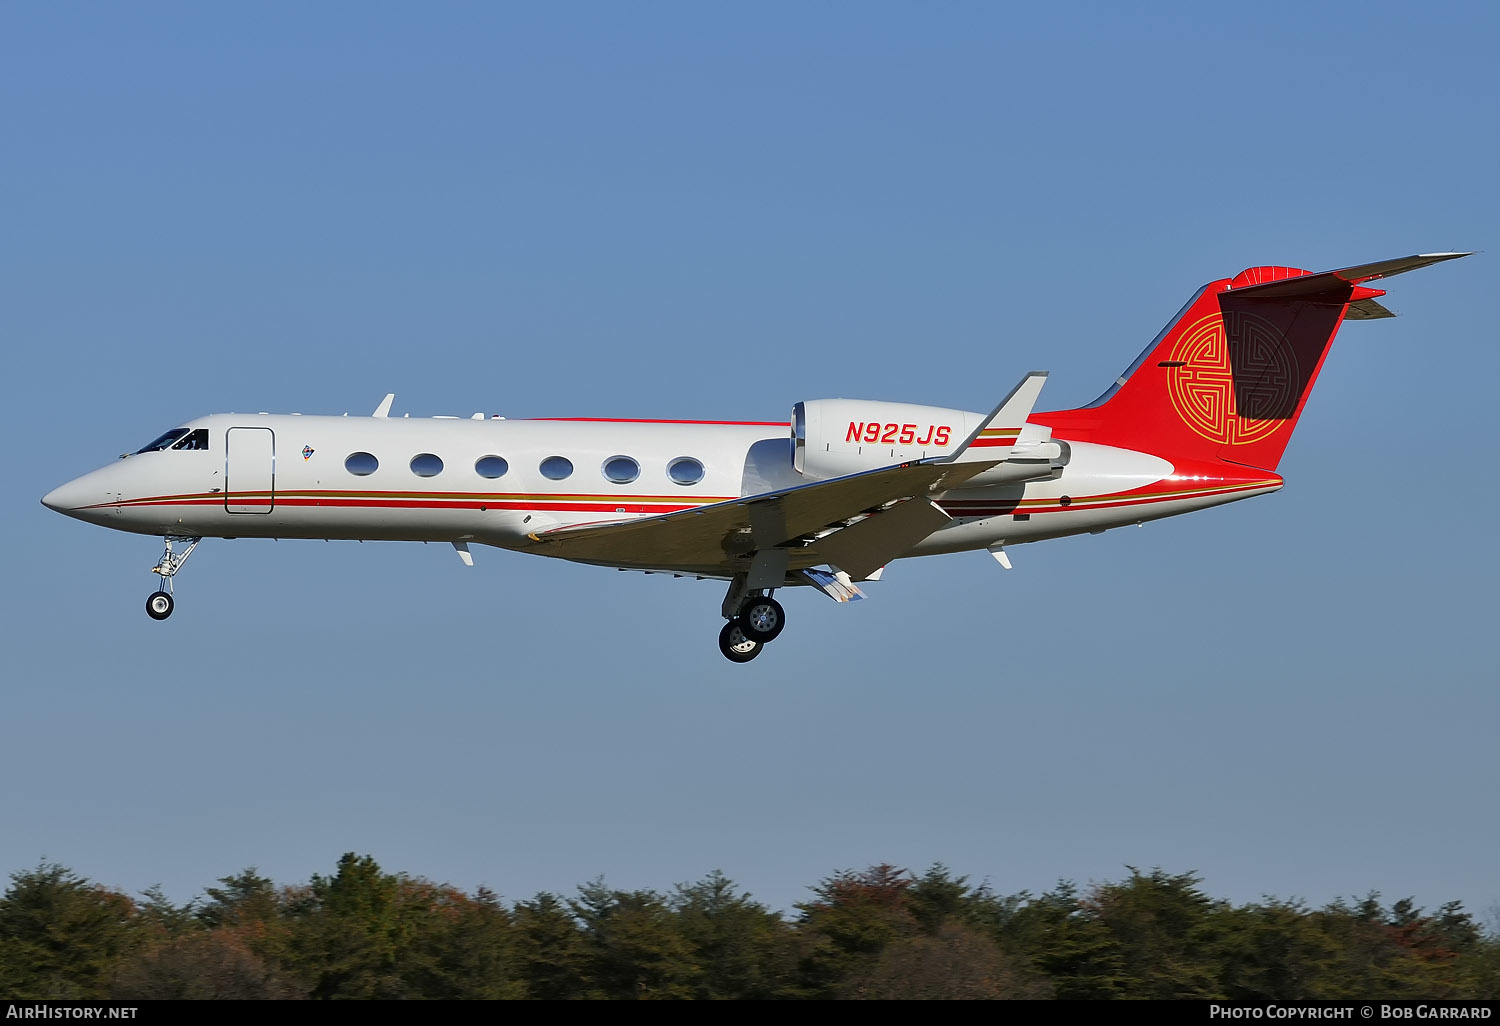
[718,621,761,663]
[716,580,787,663]
[145,536,201,621]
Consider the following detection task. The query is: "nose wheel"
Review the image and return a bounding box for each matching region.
[145,536,200,621]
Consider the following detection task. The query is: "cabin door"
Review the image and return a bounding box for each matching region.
[225,427,275,514]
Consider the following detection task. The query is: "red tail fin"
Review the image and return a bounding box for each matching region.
[1035,261,1411,471]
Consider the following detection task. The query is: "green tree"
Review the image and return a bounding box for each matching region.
[1315,894,1485,998]
[571,880,699,999]
[513,892,587,999]
[1083,867,1226,999]
[285,853,404,998]
[831,864,1053,999]
[134,885,195,940]
[907,863,974,934]
[0,863,137,999]
[996,879,1129,999]
[192,868,296,976]
[670,870,799,999]
[794,864,920,998]
[1451,910,1500,999]
[196,868,280,931]
[391,881,525,1000]
[1214,898,1341,1000]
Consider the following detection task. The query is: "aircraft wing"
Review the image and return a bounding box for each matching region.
[529,372,1048,577]
[530,456,995,575]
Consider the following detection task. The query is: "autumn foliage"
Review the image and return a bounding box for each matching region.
[1,857,1496,999]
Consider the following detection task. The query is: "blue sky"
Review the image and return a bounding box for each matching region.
[4,2,1496,921]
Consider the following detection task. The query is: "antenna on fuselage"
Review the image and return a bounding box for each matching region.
[372,393,395,418]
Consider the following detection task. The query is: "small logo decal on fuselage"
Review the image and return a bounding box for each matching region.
[302,445,315,460]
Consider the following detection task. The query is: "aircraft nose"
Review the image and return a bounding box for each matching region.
[42,478,88,514]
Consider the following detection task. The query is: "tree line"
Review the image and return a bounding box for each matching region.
[1,856,1496,1000]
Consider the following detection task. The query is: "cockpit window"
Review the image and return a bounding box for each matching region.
[171,429,210,451]
[135,428,190,454]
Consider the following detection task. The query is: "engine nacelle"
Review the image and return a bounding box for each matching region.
[792,399,984,479]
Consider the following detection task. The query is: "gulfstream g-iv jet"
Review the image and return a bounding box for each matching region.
[42,253,1469,662]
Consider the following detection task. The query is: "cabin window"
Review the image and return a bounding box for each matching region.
[135,428,190,454]
[171,429,210,451]
[539,456,574,481]
[667,457,705,486]
[410,453,444,478]
[475,455,508,479]
[345,452,379,476]
[602,456,640,485]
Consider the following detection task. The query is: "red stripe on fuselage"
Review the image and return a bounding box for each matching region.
[271,498,704,513]
[99,496,707,514]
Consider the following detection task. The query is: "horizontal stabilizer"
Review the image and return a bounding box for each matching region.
[1226,252,1472,300]
[1345,297,1397,320]
[1323,251,1473,284]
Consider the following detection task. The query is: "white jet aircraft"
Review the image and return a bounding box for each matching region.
[43,253,1468,661]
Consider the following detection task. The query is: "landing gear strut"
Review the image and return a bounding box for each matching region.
[146,536,201,621]
[717,576,788,662]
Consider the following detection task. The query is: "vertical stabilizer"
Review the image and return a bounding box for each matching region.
[1033,254,1469,472]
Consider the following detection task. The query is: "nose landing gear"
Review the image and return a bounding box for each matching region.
[146,536,201,621]
[146,591,174,620]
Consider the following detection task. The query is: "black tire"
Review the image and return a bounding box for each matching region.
[737,596,785,643]
[146,591,174,620]
[718,621,761,663]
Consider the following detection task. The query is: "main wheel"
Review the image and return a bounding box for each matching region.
[737,596,785,643]
[718,621,761,663]
[146,591,174,620]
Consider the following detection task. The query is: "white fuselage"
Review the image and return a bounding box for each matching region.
[42,410,1282,578]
